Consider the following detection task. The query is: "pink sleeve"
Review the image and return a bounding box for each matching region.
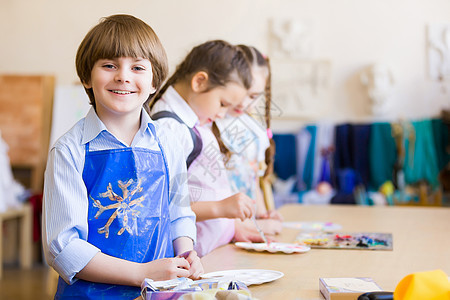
[194,218,235,257]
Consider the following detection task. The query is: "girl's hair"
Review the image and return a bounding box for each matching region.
[213,45,275,179]
[148,40,252,111]
[76,14,168,109]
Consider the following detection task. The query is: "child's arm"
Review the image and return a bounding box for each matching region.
[157,125,197,246]
[191,192,255,222]
[76,252,191,286]
[173,236,194,255]
[157,127,203,279]
[42,143,102,285]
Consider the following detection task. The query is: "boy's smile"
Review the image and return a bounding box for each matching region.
[110,90,133,95]
[84,57,155,121]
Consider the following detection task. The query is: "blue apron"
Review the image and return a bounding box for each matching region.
[55,136,174,299]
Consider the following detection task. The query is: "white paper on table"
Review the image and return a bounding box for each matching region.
[323,278,382,292]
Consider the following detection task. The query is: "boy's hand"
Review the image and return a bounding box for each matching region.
[141,257,191,281]
[219,193,255,221]
[177,250,204,280]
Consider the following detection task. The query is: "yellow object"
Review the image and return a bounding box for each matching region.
[260,176,275,211]
[379,181,394,196]
[394,270,450,300]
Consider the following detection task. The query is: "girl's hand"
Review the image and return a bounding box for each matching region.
[141,257,191,281]
[256,218,283,235]
[177,250,204,280]
[220,192,255,221]
[234,219,268,243]
[258,209,284,221]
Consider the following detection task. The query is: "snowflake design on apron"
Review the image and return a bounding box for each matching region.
[90,178,145,238]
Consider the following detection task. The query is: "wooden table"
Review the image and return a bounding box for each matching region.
[201,204,450,300]
[0,203,32,279]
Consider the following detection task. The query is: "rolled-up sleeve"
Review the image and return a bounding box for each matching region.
[42,144,100,284]
[156,125,197,244]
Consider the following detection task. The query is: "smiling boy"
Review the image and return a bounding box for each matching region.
[42,14,202,299]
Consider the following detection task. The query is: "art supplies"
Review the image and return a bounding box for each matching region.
[253,202,268,243]
[319,277,383,300]
[201,269,284,286]
[140,277,251,300]
[393,269,450,300]
[235,242,310,254]
[296,232,393,250]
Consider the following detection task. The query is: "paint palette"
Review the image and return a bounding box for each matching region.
[295,232,393,250]
[235,242,311,254]
[201,269,284,286]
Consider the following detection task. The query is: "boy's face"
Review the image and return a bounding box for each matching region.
[84,57,156,120]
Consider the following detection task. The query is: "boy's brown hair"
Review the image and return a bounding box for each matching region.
[76,14,168,109]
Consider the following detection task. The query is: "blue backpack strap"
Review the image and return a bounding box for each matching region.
[151,111,202,169]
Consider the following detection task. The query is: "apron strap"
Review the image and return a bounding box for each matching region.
[151,111,203,169]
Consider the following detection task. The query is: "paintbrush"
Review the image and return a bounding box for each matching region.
[252,202,268,244]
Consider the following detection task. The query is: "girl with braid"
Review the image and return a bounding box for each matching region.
[214,45,283,236]
[149,40,265,257]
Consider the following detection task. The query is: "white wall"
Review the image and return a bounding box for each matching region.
[1,0,449,132]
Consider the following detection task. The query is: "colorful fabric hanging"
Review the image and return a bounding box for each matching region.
[369,123,397,190]
[273,134,297,181]
[404,120,440,188]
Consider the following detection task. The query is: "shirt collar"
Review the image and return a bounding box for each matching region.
[82,108,107,144]
[82,107,156,144]
[140,108,157,137]
[164,86,199,128]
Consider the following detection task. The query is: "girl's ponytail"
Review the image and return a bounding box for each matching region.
[262,55,275,179]
[235,45,275,179]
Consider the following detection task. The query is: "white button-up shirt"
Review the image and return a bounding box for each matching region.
[42,107,196,284]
